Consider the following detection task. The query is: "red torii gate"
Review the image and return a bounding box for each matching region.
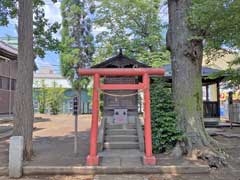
[78,68,165,166]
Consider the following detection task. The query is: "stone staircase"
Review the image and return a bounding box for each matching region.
[104,123,139,150]
[98,116,144,166]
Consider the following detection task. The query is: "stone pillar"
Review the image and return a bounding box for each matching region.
[9,136,24,178]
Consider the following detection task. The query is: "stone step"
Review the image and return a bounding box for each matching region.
[106,124,136,130]
[105,135,138,142]
[105,129,137,136]
[99,149,143,158]
[100,157,143,167]
[104,142,139,149]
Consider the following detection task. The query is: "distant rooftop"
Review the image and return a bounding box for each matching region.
[161,64,221,77]
[161,64,226,84]
[0,37,18,48]
[34,66,64,79]
[0,40,17,60]
[33,66,71,88]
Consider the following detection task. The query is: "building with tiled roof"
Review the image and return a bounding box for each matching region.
[0,41,18,115]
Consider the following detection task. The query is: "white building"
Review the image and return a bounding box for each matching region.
[33,67,71,88]
[33,66,90,114]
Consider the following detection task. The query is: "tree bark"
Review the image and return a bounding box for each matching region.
[13,0,34,160]
[167,0,225,167]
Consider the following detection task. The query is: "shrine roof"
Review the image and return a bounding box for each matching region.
[91,53,150,68]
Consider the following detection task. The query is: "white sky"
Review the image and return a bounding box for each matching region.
[1,0,168,73]
[44,1,62,23]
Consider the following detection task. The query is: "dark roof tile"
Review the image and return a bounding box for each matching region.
[91,53,150,68]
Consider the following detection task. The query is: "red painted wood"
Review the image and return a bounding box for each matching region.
[86,73,100,166]
[78,68,164,76]
[99,83,144,90]
[143,73,156,165]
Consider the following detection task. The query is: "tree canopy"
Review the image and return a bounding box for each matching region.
[60,0,95,90]
[189,0,240,49]
[189,0,240,87]
[0,0,60,58]
[94,0,169,67]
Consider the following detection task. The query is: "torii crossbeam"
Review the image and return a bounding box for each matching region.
[78,68,165,166]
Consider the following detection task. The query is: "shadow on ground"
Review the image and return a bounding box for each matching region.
[34,117,51,123]
[0,137,9,166]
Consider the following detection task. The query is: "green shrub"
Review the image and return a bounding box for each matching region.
[47,81,65,115]
[151,78,182,153]
[34,80,47,114]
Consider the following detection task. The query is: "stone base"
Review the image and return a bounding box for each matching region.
[9,136,24,178]
[143,156,156,165]
[23,165,210,175]
[86,155,99,166]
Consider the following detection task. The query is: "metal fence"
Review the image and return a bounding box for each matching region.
[229,103,240,123]
[33,99,91,114]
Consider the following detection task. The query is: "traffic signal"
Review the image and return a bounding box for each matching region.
[73,96,78,115]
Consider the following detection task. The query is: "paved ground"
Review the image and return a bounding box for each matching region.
[1,114,240,180]
[0,118,12,166]
[2,114,201,167]
[0,137,9,165]
[27,114,91,166]
[0,175,93,180]
[1,172,240,180]
[93,174,215,180]
[0,114,91,166]
[0,115,13,123]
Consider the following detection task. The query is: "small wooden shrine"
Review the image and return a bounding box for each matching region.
[78,52,164,166]
[92,51,150,121]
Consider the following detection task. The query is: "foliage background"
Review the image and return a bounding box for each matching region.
[189,0,240,87]
[34,80,65,115]
[150,78,182,153]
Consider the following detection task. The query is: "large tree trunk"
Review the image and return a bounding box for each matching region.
[167,0,225,167]
[13,0,34,160]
